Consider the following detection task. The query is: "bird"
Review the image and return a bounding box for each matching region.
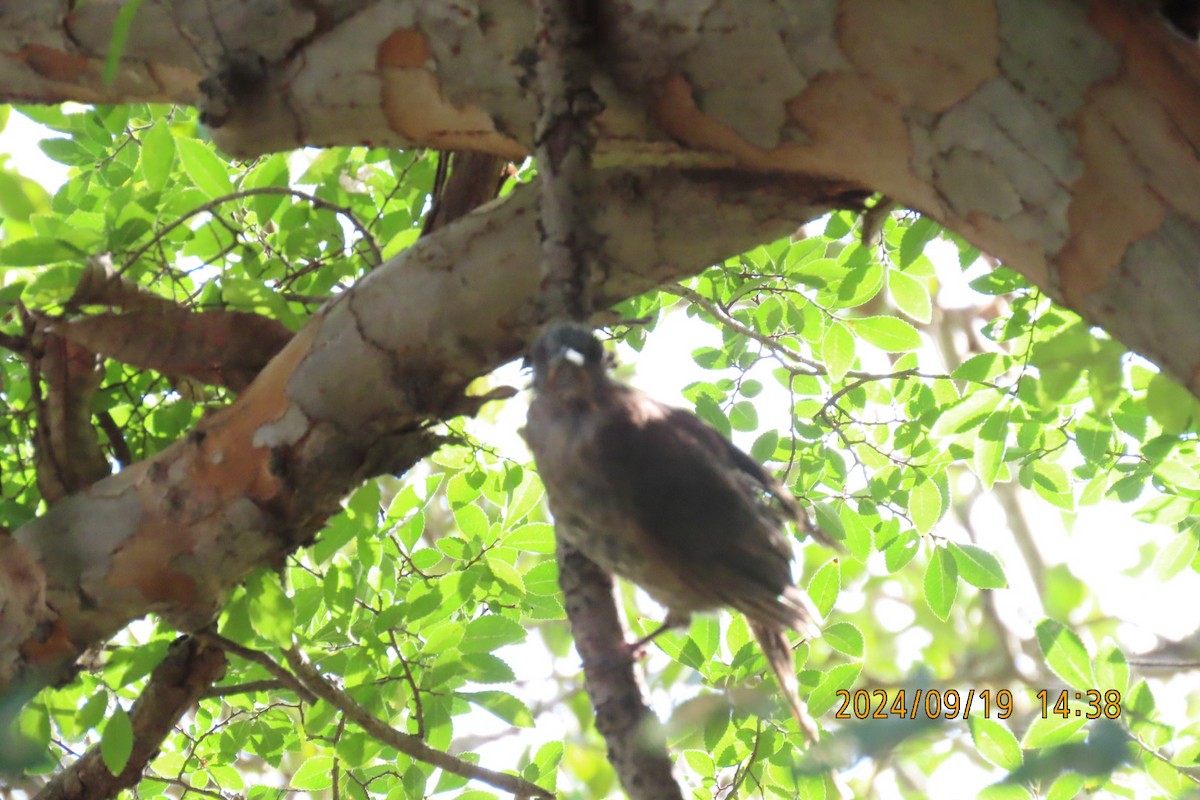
[523,320,832,743]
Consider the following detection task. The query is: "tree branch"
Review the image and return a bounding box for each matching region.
[556,545,682,799]
[534,2,684,797]
[35,637,227,800]
[195,631,317,705]
[280,647,553,799]
[534,0,604,322]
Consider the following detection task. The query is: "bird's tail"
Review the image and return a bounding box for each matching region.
[751,620,820,745]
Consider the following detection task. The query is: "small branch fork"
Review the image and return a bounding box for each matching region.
[532,1,686,798]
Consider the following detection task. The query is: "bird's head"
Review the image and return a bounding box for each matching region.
[526,321,608,398]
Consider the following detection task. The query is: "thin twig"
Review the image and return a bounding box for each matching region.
[195,631,318,705]
[201,679,291,698]
[124,187,382,270]
[281,647,553,799]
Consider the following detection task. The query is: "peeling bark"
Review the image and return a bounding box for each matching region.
[2,1,1197,392]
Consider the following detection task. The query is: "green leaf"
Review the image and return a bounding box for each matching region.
[806,662,861,718]
[1020,713,1087,749]
[952,352,1012,383]
[486,556,524,595]
[683,749,715,776]
[1046,773,1086,800]
[1028,460,1074,511]
[884,529,919,572]
[1074,417,1113,464]
[290,755,334,790]
[533,740,564,785]
[930,391,1001,437]
[524,561,560,596]
[729,400,758,432]
[246,570,295,648]
[924,547,957,620]
[458,690,534,726]
[103,0,146,85]
[795,773,828,800]
[694,394,732,437]
[1153,531,1198,580]
[140,120,174,192]
[969,717,1023,771]
[908,476,943,535]
[853,316,922,352]
[505,522,556,554]
[1094,641,1129,696]
[973,408,1010,490]
[978,784,1034,800]
[888,269,932,323]
[77,691,109,729]
[1146,373,1196,434]
[461,653,517,684]
[176,137,233,199]
[1155,458,1200,490]
[806,559,840,618]
[39,138,94,166]
[839,505,872,562]
[750,430,779,463]
[422,619,465,654]
[899,216,938,268]
[822,321,855,382]
[0,236,81,266]
[100,707,133,776]
[949,543,1007,589]
[461,615,526,653]
[1036,620,1093,690]
[0,171,47,222]
[822,621,864,658]
[969,267,1027,295]
[453,503,490,540]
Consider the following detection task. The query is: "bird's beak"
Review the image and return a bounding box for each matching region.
[544,348,589,392]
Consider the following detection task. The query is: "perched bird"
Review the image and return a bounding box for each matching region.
[524,321,831,743]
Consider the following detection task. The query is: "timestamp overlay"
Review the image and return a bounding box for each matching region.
[832,688,1123,721]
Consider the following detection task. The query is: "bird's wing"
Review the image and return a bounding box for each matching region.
[658,399,841,552]
[587,390,798,612]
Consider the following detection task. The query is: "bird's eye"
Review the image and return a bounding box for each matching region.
[563,348,586,366]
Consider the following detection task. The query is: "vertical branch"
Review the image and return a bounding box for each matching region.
[534,0,603,322]
[557,545,683,800]
[533,2,685,798]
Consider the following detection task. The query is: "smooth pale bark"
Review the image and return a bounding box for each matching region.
[2,2,1197,388]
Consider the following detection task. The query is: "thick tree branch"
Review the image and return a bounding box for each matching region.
[6,1,1194,400]
[421,152,506,236]
[34,637,227,800]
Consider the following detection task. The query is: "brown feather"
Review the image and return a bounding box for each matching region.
[751,620,819,745]
[525,322,830,742]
